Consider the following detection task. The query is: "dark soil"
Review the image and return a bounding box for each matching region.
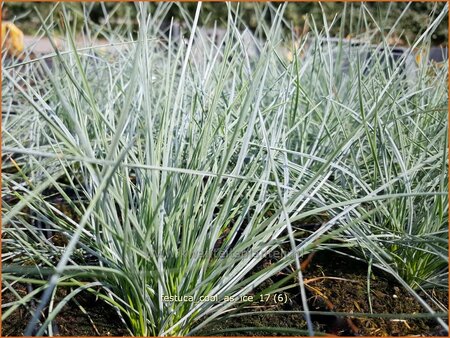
[198,250,448,336]
[302,251,448,336]
[3,249,447,336]
[1,285,129,336]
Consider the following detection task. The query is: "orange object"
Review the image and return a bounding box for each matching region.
[1,21,24,56]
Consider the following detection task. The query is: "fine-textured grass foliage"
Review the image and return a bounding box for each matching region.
[2,2,448,336]
[284,7,449,291]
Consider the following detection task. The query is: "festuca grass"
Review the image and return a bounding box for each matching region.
[2,2,448,336]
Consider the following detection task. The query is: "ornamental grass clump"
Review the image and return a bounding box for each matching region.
[3,3,318,335]
[279,1,448,314]
[2,2,448,336]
